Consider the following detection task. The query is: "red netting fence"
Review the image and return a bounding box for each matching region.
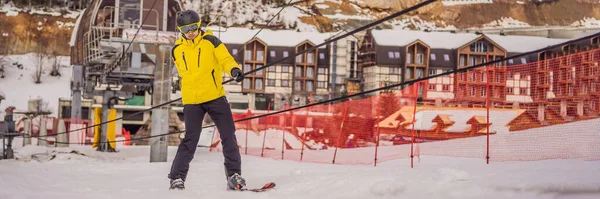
[210,48,600,166]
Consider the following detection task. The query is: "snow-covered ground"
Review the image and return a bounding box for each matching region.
[0,54,72,118]
[1,143,599,199]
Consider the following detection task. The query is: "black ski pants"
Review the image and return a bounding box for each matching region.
[168,96,241,181]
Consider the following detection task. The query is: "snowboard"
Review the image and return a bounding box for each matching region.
[234,182,276,192]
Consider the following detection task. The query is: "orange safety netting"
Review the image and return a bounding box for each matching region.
[210,48,600,166]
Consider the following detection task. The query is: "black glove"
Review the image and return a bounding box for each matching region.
[231,68,244,82]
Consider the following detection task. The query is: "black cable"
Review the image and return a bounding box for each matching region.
[227,32,600,123]
[48,30,600,145]
[222,0,440,84]
[33,0,165,138]
[118,0,160,68]
[229,0,295,54]
[35,0,302,138]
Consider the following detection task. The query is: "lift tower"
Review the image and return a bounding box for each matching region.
[69,0,183,161]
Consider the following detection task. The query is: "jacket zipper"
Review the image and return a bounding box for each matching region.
[198,48,201,68]
[211,69,217,88]
[182,52,188,71]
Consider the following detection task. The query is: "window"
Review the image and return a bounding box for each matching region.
[482,72,487,82]
[295,66,302,77]
[443,85,450,91]
[267,79,275,86]
[470,41,489,52]
[244,64,251,72]
[317,81,326,88]
[416,68,424,78]
[257,50,264,61]
[470,86,476,96]
[317,68,326,74]
[407,53,412,64]
[256,65,263,75]
[283,51,289,57]
[507,87,514,94]
[431,54,436,60]
[281,80,289,87]
[255,78,263,89]
[521,58,527,64]
[459,55,466,66]
[319,53,325,59]
[232,49,238,55]
[281,65,289,73]
[307,67,314,78]
[270,50,276,57]
[481,87,486,97]
[494,88,500,98]
[508,59,514,64]
[307,53,314,64]
[444,54,450,61]
[394,52,400,58]
[268,65,276,72]
[405,68,412,79]
[388,52,394,58]
[243,79,251,89]
[245,50,252,60]
[416,53,424,64]
[429,84,436,90]
[390,67,399,74]
[520,88,526,95]
[306,81,314,92]
[429,69,436,75]
[495,56,504,66]
[469,56,476,66]
[296,55,302,63]
[294,80,302,91]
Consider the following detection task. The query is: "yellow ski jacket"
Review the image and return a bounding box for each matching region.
[171,30,240,105]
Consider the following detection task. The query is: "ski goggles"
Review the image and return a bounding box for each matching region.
[178,22,201,34]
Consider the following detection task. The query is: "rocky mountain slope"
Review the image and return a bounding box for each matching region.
[183,0,600,31]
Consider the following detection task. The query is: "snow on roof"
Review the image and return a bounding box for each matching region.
[370,29,480,49]
[485,34,569,53]
[371,29,574,52]
[571,30,600,39]
[69,8,85,47]
[411,107,523,133]
[213,27,335,47]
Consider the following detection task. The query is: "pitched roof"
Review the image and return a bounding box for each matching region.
[467,116,488,125]
[369,29,573,53]
[433,114,454,125]
[485,34,569,53]
[386,107,525,133]
[211,27,334,47]
[370,29,480,49]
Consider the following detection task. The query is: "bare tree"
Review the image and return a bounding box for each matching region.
[31,97,54,115]
[30,20,50,84]
[31,44,49,84]
[49,51,62,77]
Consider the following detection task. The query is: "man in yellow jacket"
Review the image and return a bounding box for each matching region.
[168,10,245,191]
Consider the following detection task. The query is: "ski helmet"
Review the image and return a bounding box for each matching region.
[177,10,201,33]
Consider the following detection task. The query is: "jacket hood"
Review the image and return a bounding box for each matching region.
[175,29,215,46]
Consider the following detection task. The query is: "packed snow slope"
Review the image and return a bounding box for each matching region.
[1,142,600,199]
